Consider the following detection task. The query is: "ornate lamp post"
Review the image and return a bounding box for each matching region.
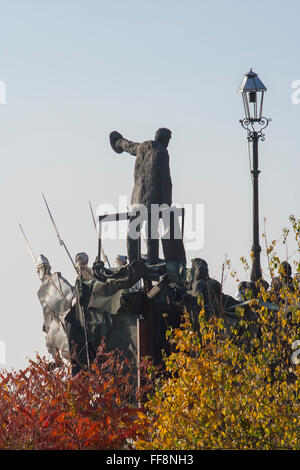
[238,69,271,282]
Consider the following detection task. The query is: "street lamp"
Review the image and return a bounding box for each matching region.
[238,69,271,282]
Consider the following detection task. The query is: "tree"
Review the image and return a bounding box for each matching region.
[136,217,300,450]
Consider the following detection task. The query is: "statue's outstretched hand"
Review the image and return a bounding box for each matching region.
[109,131,123,154]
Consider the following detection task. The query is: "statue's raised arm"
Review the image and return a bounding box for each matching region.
[109,131,139,156]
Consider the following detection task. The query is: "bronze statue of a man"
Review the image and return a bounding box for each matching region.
[109,128,185,266]
[110,128,172,211]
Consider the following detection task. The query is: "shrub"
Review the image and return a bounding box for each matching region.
[0,344,143,450]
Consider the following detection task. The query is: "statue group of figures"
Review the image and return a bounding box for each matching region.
[29,128,185,375]
[23,128,297,376]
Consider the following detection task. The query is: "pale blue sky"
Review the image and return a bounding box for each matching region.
[0,0,300,369]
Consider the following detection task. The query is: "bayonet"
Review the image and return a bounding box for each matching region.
[42,194,77,272]
[89,200,97,231]
[19,223,37,265]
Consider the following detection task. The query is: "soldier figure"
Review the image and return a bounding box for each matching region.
[75,252,94,281]
[37,255,74,362]
[191,258,239,314]
[271,261,293,300]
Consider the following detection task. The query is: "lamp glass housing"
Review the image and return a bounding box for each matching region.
[238,69,267,121]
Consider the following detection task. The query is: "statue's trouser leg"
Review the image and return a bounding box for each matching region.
[161,213,186,264]
[146,212,159,264]
[127,233,139,262]
[127,213,160,263]
[127,216,140,262]
[162,238,186,263]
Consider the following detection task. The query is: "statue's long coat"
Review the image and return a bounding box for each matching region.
[115,138,172,209]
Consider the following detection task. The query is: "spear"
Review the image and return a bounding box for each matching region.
[42,194,91,368]
[42,194,77,272]
[19,223,37,265]
[88,201,111,268]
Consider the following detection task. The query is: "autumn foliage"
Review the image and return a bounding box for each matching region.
[0,344,143,450]
[1,217,300,450]
[136,217,300,450]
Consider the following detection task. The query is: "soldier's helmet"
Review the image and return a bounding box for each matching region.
[115,254,128,267]
[37,254,51,271]
[75,252,89,267]
[36,254,51,279]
